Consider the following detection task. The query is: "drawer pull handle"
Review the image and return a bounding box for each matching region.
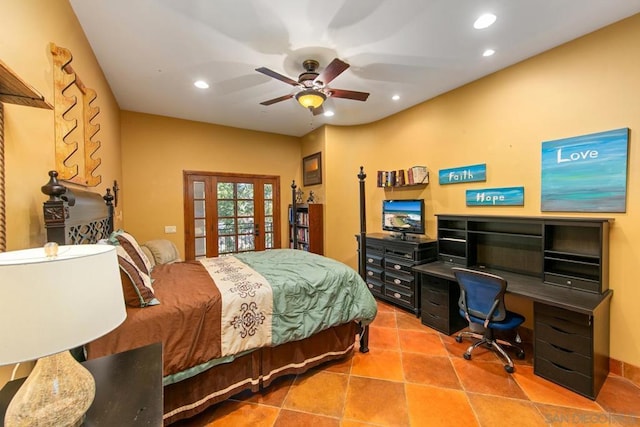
[367,271,373,276]
[566,280,572,285]
[394,265,402,270]
[429,301,441,307]
[394,279,401,285]
[367,258,374,263]
[393,292,401,299]
[550,361,573,372]
[550,343,573,353]
[368,284,373,289]
[550,325,574,335]
[428,313,438,318]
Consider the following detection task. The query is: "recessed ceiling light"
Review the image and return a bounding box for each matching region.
[194,80,209,89]
[392,94,400,101]
[474,13,496,29]
[324,111,334,117]
[483,49,496,57]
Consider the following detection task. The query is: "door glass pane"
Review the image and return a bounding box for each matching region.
[195,237,206,258]
[238,235,255,252]
[217,200,234,216]
[238,217,254,235]
[218,218,235,235]
[264,184,273,199]
[264,200,273,216]
[194,219,206,237]
[237,200,254,216]
[218,236,236,254]
[217,182,233,198]
[237,183,253,199]
[194,200,206,218]
[265,233,273,249]
[193,181,205,199]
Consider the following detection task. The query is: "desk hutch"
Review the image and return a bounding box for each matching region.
[414,214,613,400]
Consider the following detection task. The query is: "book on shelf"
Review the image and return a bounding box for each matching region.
[377,166,428,187]
[410,166,429,184]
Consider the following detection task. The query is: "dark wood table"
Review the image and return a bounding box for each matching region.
[0,342,163,426]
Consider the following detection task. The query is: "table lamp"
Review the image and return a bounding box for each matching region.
[0,243,126,427]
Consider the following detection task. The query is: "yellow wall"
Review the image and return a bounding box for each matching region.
[1,0,122,384]
[322,14,640,366]
[120,111,300,254]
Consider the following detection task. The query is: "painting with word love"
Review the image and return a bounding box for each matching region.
[541,128,629,212]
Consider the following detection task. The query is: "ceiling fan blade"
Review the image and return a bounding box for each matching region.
[312,105,325,116]
[315,58,349,86]
[259,94,294,106]
[255,67,299,86]
[328,88,370,101]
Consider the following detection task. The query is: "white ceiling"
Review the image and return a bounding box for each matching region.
[69,0,640,137]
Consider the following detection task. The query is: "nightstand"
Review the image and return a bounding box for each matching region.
[0,342,163,426]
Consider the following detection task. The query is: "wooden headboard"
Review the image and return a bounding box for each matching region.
[41,170,114,245]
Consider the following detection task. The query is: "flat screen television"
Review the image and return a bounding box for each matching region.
[382,199,425,239]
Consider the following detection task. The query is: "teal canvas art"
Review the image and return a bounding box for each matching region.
[541,128,629,212]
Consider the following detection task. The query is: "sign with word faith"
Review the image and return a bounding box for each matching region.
[439,163,486,185]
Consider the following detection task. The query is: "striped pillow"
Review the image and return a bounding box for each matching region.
[109,230,153,275]
[115,245,159,307]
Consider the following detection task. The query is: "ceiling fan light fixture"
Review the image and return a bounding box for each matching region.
[295,89,326,110]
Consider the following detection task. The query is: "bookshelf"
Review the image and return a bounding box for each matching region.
[377,166,429,188]
[289,204,323,255]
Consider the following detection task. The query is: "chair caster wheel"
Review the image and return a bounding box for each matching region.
[516,351,525,360]
[455,336,463,343]
[463,353,471,360]
[504,365,514,373]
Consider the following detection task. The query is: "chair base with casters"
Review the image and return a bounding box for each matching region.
[452,267,526,373]
[455,320,525,373]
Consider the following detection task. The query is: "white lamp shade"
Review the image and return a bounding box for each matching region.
[0,244,126,365]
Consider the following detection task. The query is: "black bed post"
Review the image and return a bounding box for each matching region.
[291,180,297,249]
[357,166,370,353]
[103,188,115,235]
[41,170,69,245]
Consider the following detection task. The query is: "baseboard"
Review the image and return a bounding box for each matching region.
[609,358,640,388]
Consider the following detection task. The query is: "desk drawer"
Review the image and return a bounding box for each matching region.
[384,284,414,307]
[421,298,449,318]
[535,321,591,356]
[384,257,415,275]
[421,311,450,334]
[535,303,591,328]
[385,270,414,289]
[535,339,592,376]
[535,357,593,398]
[422,287,449,307]
[544,273,599,294]
[365,266,384,282]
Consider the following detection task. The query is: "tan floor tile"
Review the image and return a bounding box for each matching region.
[321,353,354,375]
[343,376,409,426]
[340,420,378,427]
[375,300,397,313]
[351,348,404,381]
[371,310,397,328]
[405,383,479,426]
[624,363,640,389]
[402,353,461,389]
[274,409,340,427]
[282,371,348,417]
[451,357,528,399]
[513,365,603,412]
[596,375,640,417]
[395,309,425,331]
[191,400,279,427]
[398,328,449,355]
[368,325,400,351]
[468,393,547,427]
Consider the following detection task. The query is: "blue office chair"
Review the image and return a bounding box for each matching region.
[452,267,525,373]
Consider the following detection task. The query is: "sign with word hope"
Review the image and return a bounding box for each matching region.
[439,163,486,185]
[466,187,524,206]
[541,128,629,212]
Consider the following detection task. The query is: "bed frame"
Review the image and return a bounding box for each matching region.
[40,170,371,424]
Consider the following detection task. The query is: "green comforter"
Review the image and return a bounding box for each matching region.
[235,249,377,346]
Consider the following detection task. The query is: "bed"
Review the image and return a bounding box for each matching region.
[40,171,376,425]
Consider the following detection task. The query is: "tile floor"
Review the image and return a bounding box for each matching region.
[175,300,640,426]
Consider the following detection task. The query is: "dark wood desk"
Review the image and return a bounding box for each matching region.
[0,342,163,426]
[414,261,612,400]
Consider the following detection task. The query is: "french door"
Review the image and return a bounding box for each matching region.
[184,171,281,260]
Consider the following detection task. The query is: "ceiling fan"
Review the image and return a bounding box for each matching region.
[255,58,370,115]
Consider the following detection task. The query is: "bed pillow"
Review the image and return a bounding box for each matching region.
[108,230,153,275]
[115,245,159,307]
[142,239,181,265]
[140,245,157,269]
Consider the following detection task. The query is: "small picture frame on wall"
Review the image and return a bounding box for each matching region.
[303,152,322,186]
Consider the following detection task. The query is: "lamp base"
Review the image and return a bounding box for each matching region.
[5,351,95,427]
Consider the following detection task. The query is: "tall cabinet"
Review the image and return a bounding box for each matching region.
[289,204,324,255]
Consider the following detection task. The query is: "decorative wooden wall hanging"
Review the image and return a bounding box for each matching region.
[50,43,102,187]
[0,59,53,251]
